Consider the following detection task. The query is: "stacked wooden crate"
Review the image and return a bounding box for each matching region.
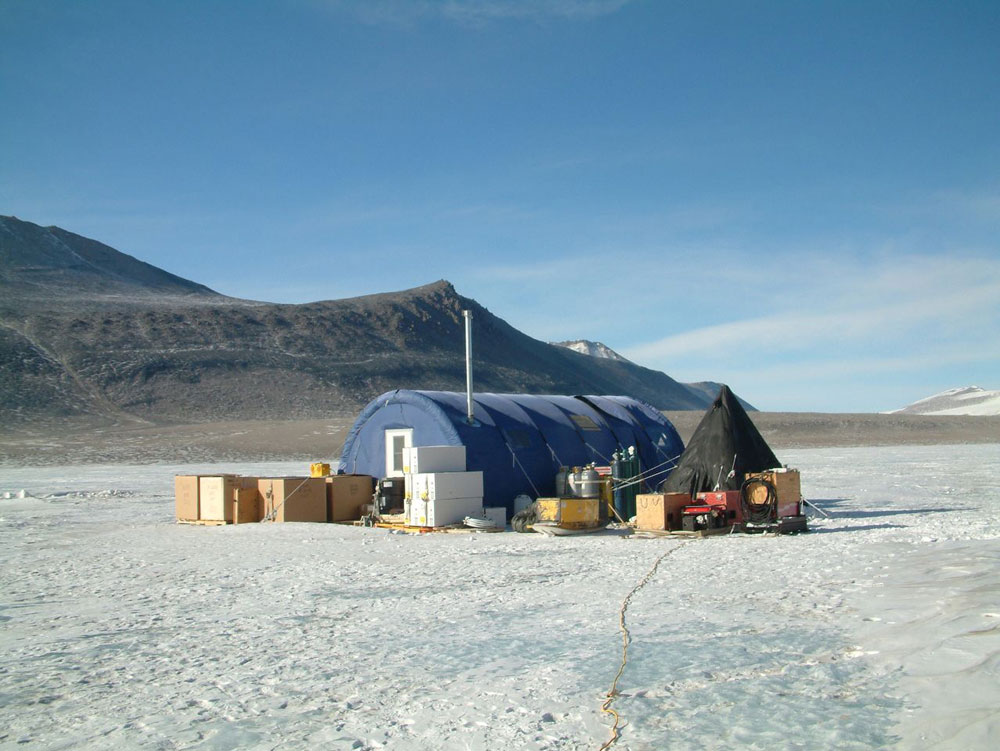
[175,472,371,524]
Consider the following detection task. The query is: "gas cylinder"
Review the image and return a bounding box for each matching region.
[624,446,639,518]
[567,467,583,497]
[578,467,600,498]
[555,466,570,497]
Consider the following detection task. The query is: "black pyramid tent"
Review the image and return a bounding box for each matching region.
[659,385,779,496]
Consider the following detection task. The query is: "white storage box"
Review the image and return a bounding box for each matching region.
[411,471,483,501]
[408,497,484,528]
[402,445,466,474]
[483,506,507,528]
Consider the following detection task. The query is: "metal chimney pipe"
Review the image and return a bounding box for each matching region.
[463,309,474,424]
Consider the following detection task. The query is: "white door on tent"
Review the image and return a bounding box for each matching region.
[384,429,413,477]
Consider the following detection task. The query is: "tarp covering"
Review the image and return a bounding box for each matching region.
[659,385,779,497]
[338,390,685,511]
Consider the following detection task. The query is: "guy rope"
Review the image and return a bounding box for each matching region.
[260,477,312,522]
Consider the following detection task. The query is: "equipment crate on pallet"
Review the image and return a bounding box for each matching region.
[199,475,241,522]
[743,469,802,518]
[407,497,483,528]
[401,446,466,474]
[174,475,202,522]
[233,480,263,524]
[327,474,376,522]
[410,471,483,502]
[635,492,691,531]
[258,477,327,523]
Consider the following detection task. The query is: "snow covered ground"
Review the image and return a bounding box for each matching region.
[889,386,1000,416]
[1,444,998,750]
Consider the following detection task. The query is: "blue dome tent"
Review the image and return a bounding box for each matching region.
[338,390,684,511]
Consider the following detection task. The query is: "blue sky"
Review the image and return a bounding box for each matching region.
[2,0,998,412]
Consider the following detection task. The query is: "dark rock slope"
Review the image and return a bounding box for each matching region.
[1,216,715,424]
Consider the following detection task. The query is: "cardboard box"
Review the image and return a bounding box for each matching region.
[175,475,201,521]
[258,477,327,523]
[327,474,375,522]
[636,492,691,531]
[402,445,466,474]
[407,496,483,528]
[233,486,262,524]
[199,475,240,522]
[696,490,744,525]
[411,471,484,501]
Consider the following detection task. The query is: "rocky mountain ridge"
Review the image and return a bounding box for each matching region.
[551,338,755,410]
[1,216,721,424]
[0,215,217,300]
[550,339,628,361]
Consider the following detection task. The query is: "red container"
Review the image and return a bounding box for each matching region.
[696,490,743,524]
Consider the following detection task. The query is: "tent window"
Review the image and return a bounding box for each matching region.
[384,429,413,477]
[570,415,600,431]
[504,428,532,450]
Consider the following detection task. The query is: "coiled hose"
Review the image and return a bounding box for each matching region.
[740,476,777,525]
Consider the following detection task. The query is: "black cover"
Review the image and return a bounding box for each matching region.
[660,385,780,496]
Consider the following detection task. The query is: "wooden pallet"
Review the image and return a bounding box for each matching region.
[372,522,503,534]
[177,519,231,526]
[631,525,735,539]
[742,516,810,535]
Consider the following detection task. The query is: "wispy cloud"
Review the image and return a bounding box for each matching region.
[724,340,1000,385]
[318,0,633,27]
[623,254,1000,364]
[870,186,1000,230]
[684,336,1000,413]
[287,194,542,233]
[935,187,1000,223]
[468,257,589,282]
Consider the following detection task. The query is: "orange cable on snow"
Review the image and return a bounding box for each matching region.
[599,540,691,750]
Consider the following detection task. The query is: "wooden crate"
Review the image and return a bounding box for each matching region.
[744,469,801,517]
[174,475,201,521]
[199,475,240,522]
[258,477,327,523]
[635,492,691,531]
[327,474,375,522]
[233,485,262,524]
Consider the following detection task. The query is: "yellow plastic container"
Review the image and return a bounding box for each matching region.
[310,462,331,478]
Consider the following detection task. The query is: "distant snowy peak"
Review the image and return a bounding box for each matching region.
[551,340,629,362]
[890,386,1000,416]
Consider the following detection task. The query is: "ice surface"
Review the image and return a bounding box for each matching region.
[1,446,998,750]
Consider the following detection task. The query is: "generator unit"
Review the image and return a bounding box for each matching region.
[680,503,728,532]
[696,490,743,525]
[375,476,406,514]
